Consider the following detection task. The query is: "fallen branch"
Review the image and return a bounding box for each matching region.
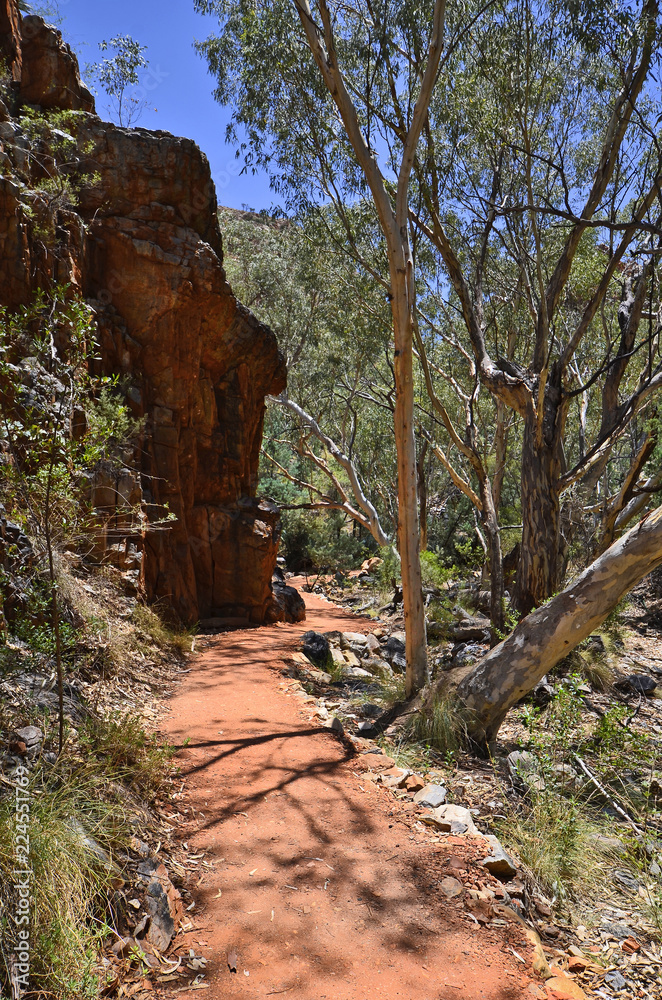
[572,754,642,836]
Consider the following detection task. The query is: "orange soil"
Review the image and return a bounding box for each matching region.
[160,587,536,1000]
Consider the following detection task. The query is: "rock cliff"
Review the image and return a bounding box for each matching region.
[0,0,293,625]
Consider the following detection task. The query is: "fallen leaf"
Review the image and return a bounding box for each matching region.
[212,889,223,899]
[248,868,258,876]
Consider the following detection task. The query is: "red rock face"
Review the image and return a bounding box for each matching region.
[0,0,291,625]
[20,15,94,112]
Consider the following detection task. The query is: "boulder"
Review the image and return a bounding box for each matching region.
[528,677,555,708]
[365,633,381,653]
[391,653,407,673]
[267,580,306,623]
[507,750,545,791]
[341,665,372,679]
[448,616,491,642]
[342,649,362,668]
[383,635,405,661]
[301,631,331,668]
[451,642,484,667]
[618,674,657,695]
[363,657,393,678]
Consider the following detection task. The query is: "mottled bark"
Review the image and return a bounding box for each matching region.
[445,505,662,753]
[391,262,428,696]
[514,394,565,614]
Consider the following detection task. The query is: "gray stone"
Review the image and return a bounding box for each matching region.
[479,835,517,879]
[383,635,405,662]
[391,653,406,673]
[301,630,331,668]
[551,763,579,787]
[363,657,393,678]
[529,679,555,708]
[365,633,381,652]
[14,726,42,747]
[340,631,368,649]
[622,674,657,695]
[360,703,382,718]
[589,833,626,855]
[358,720,377,735]
[604,970,628,992]
[507,750,545,791]
[451,642,483,667]
[341,665,372,679]
[612,869,640,894]
[413,783,447,808]
[329,717,344,735]
[420,804,479,836]
[144,881,175,951]
[600,919,635,940]
[448,618,490,642]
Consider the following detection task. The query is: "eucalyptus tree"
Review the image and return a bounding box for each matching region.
[198,0,453,694]
[219,207,397,548]
[408,0,662,614]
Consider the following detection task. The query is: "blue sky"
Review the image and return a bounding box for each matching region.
[47,0,274,210]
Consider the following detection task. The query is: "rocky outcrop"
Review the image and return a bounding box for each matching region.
[19,15,94,111]
[0,0,290,624]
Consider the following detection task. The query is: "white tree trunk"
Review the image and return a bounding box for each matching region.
[432,505,662,752]
[390,263,428,696]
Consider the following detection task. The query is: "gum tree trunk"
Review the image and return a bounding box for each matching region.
[448,505,662,753]
[390,260,428,696]
[514,393,565,616]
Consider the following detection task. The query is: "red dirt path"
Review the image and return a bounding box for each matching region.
[160,588,536,1000]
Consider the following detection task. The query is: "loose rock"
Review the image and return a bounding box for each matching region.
[439,876,464,899]
[413,783,447,808]
[479,834,517,879]
[420,804,479,835]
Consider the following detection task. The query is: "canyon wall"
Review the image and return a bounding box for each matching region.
[0,1,293,625]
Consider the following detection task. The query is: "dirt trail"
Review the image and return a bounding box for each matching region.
[160,588,536,1000]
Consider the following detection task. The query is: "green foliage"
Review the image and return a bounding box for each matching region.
[408,692,470,761]
[0,287,141,750]
[0,289,137,550]
[419,550,454,590]
[85,35,150,127]
[498,792,596,903]
[130,603,195,656]
[223,207,397,552]
[200,0,662,607]
[280,509,368,573]
[78,711,174,794]
[0,765,126,998]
